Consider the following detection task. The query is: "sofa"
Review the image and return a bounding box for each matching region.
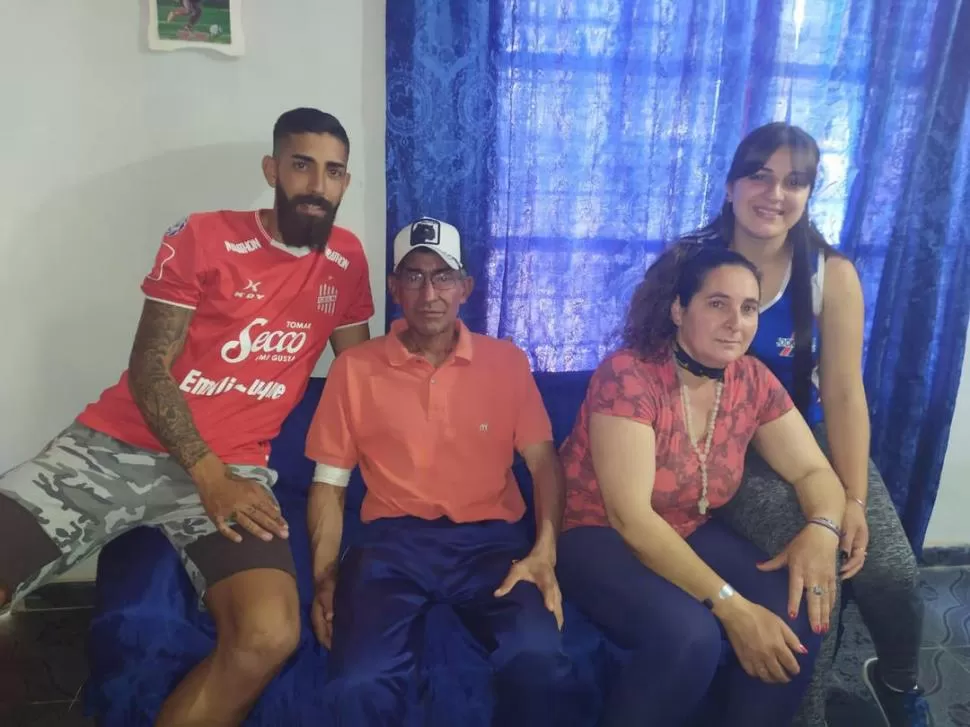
[84,372,617,726]
[83,370,827,726]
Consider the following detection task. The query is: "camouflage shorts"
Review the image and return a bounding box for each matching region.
[0,421,295,609]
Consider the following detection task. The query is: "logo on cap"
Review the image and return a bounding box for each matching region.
[410,219,441,248]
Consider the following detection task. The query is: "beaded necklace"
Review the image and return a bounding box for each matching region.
[675,349,725,515]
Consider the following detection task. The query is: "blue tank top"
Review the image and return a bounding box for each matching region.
[748,251,826,426]
[686,230,826,426]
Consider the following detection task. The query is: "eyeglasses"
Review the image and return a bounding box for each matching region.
[397,269,462,291]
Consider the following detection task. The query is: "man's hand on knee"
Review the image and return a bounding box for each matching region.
[191,457,289,543]
[494,551,564,630]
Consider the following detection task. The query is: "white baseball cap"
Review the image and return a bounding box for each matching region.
[393,217,463,271]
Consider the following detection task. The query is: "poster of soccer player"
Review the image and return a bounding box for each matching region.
[148,0,244,56]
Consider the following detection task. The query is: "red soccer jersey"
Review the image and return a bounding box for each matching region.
[77,210,374,465]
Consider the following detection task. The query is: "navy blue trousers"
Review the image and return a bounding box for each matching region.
[324,517,572,726]
[557,520,823,727]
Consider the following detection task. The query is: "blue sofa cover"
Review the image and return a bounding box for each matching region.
[84,371,636,726]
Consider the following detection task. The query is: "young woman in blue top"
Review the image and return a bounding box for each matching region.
[684,122,927,727]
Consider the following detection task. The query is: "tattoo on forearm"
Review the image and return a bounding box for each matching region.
[128,300,211,471]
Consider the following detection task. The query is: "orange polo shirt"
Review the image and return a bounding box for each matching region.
[305,319,553,523]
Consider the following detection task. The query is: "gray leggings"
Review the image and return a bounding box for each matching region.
[716,425,922,727]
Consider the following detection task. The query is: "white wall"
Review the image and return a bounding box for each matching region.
[0,0,386,580]
[926,318,970,546]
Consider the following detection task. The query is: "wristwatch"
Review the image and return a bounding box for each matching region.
[703,583,736,610]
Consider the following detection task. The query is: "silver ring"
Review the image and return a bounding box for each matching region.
[810,584,826,596]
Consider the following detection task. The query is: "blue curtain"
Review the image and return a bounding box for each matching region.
[385,1,499,334]
[842,0,970,550]
[385,0,970,551]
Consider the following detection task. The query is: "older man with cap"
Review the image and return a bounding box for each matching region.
[304,217,572,725]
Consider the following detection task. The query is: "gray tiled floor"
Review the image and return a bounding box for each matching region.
[0,568,968,726]
[828,566,970,726]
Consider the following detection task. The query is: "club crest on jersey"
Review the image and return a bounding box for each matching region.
[317,283,339,315]
[164,216,188,237]
[776,336,795,357]
[776,334,819,357]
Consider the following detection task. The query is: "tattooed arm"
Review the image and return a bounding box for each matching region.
[127,299,288,541]
[127,299,211,472]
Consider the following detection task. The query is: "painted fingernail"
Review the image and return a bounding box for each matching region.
[798,645,808,654]
[814,625,821,634]
[789,611,796,620]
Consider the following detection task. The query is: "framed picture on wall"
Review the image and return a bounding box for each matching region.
[148,0,244,56]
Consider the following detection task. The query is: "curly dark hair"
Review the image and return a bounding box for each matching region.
[622,243,761,360]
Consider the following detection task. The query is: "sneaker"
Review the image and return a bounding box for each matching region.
[861,657,932,727]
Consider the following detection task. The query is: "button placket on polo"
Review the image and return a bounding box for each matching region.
[427,367,449,420]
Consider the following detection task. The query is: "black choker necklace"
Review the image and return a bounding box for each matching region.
[673,344,725,381]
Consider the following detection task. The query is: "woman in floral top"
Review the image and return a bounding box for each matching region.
[557,244,846,727]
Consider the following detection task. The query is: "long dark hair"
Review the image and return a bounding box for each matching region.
[690,122,840,414]
[623,243,761,360]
